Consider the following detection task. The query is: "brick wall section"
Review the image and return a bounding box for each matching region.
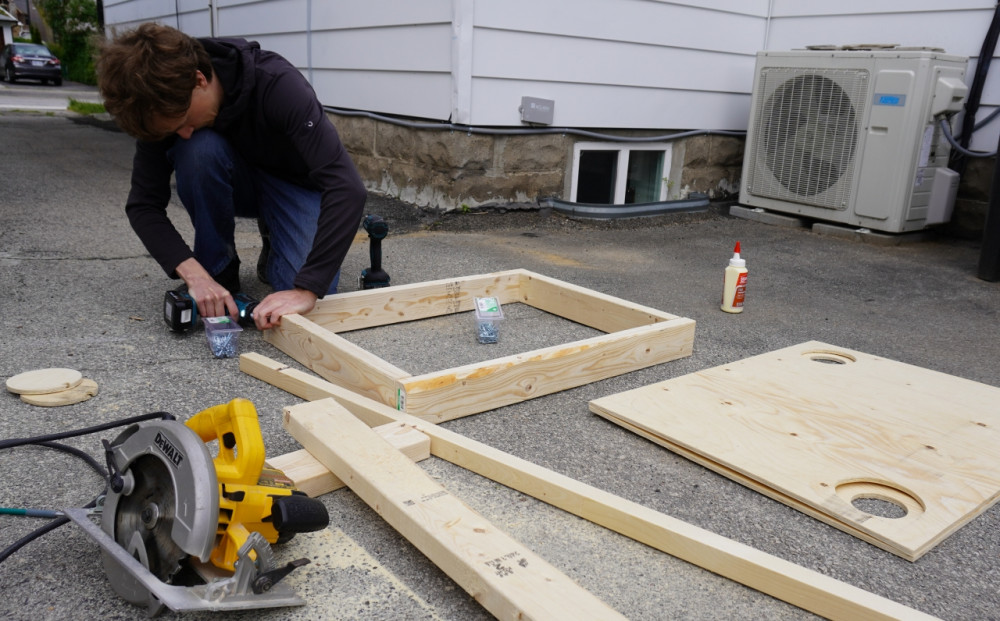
[330,111,991,236]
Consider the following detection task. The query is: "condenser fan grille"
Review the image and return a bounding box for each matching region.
[748,68,868,209]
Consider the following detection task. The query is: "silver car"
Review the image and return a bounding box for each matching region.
[1,43,62,86]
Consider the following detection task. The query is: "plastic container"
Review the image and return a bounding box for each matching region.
[474,296,504,344]
[721,241,748,313]
[204,316,243,358]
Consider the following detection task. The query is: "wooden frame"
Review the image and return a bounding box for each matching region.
[242,353,936,621]
[265,269,696,422]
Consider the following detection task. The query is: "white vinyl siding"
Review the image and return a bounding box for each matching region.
[102,0,1000,149]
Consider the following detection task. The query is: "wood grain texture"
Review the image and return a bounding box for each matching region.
[240,353,937,621]
[398,318,695,422]
[265,422,431,497]
[589,341,1000,561]
[19,378,98,406]
[517,271,680,332]
[306,270,525,333]
[263,313,409,407]
[284,399,628,621]
[6,368,83,395]
[263,270,695,421]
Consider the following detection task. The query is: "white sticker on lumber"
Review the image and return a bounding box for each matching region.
[284,398,627,620]
[589,341,1000,561]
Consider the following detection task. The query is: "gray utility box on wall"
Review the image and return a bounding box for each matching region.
[739,47,968,233]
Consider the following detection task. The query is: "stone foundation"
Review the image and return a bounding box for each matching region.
[329,111,991,236]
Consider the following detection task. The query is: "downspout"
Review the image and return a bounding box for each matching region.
[451,0,474,124]
[762,0,775,50]
[306,0,313,84]
[208,0,216,36]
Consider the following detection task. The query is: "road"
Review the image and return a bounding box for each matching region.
[0,78,102,113]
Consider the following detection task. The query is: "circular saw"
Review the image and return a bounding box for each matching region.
[66,399,329,616]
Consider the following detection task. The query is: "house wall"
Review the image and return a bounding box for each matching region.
[101,1,999,234]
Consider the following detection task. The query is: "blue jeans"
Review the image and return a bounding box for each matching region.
[167,130,339,294]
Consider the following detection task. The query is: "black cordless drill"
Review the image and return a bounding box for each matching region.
[359,214,391,289]
[163,290,259,331]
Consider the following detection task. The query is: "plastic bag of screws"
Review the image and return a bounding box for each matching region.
[204,316,243,358]
[473,297,504,344]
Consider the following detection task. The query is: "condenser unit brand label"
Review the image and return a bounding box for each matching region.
[874,93,907,107]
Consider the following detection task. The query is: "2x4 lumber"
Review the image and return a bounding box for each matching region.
[265,421,430,497]
[263,313,408,406]
[397,318,696,422]
[239,352,936,621]
[516,271,681,333]
[284,399,628,621]
[304,270,525,333]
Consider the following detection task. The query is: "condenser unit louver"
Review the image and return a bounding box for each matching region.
[739,48,969,233]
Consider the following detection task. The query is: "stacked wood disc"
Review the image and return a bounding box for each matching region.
[5,368,99,407]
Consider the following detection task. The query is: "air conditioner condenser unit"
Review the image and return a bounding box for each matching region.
[739,48,968,233]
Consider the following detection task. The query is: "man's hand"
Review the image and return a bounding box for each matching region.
[253,288,318,330]
[175,257,239,319]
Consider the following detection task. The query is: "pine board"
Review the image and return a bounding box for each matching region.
[264,269,694,421]
[284,399,627,620]
[589,341,1000,560]
[265,421,430,497]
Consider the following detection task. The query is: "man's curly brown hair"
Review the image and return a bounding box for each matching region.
[97,23,214,141]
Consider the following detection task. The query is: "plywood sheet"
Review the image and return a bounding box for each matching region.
[589,341,1000,560]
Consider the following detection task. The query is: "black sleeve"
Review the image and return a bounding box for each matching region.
[260,68,367,297]
[124,139,194,278]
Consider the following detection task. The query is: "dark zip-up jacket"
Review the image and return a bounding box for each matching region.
[124,37,366,297]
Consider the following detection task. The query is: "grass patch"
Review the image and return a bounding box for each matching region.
[68,99,105,115]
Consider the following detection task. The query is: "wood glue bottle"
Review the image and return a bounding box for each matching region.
[721,241,748,313]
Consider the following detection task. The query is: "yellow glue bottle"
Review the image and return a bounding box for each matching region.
[721,241,748,313]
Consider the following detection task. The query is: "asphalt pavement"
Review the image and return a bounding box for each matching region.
[0,107,999,621]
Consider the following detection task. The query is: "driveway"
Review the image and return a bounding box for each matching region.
[0,111,998,620]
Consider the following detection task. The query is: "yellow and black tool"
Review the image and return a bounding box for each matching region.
[186,399,329,572]
[80,398,328,615]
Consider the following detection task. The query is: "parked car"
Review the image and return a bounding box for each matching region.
[1,43,62,86]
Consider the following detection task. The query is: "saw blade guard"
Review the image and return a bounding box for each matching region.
[102,419,220,565]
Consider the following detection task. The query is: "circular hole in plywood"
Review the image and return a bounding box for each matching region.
[852,496,907,519]
[835,480,924,520]
[802,349,856,365]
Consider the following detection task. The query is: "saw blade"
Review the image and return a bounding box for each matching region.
[112,454,189,583]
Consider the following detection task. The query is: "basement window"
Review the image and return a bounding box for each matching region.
[571,142,673,204]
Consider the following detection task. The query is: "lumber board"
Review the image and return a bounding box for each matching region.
[589,341,1000,561]
[304,270,524,333]
[240,352,938,621]
[265,421,430,497]
[263,313,409,406]
[516,271,680,332]
[284,399,628,621]
[397,318,696,422]
[263,269,696,420]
